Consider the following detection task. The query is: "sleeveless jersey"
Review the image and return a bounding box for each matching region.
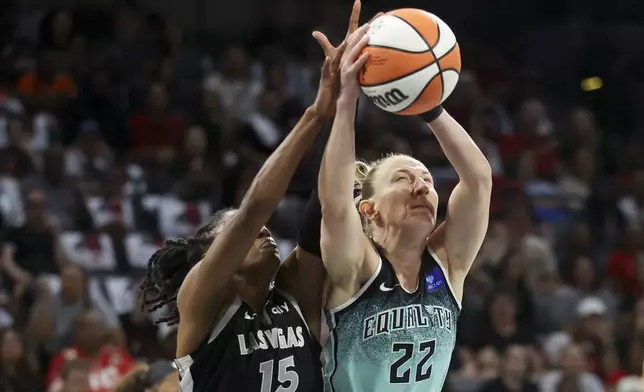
[323,246,461,392]
[175,289,323,392]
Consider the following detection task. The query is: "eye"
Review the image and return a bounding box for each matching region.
[395,175,408,182]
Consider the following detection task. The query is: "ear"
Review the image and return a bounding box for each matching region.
[359,199,383,227]
[358,199,375,220]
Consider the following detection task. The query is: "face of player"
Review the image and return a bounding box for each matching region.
[241,225,281,273]
[212,211,280,276]
[364,155,438,238]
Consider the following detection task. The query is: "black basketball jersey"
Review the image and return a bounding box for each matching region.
[175,288,323,392]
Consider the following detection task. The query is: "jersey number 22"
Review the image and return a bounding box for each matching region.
[390,340,436,383]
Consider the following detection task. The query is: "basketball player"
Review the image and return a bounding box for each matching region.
[139,4,365,392]
[317,25,492,391]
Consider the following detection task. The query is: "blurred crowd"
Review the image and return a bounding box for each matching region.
[0,0,644,391]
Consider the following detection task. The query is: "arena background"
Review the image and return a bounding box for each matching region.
[0,0,644,391]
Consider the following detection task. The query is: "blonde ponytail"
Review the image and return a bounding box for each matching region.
[354,161,372,205]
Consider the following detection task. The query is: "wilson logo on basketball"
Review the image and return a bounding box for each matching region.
[366,88,409,109]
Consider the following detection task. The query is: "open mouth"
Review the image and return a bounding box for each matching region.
[261,238,278,251]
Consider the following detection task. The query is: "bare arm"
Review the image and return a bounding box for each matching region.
[28,281,55,343]
[319,25,372,295]
[319,100,366,287]
[178,107,324,321]
[426,110,492,283]
[0,244,32,284]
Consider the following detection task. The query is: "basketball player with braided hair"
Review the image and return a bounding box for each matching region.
[139,4,365,392]
[316,25,492,392]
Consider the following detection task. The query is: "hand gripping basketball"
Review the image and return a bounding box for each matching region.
[338,24,371,102]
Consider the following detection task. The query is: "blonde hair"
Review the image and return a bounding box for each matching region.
[354,160,373,205]
[354,153,413,205]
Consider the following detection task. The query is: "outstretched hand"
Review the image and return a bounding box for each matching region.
[311,44,347,118]
[310,0,383,118]
[337,24,371,102]
[313,0,362,60]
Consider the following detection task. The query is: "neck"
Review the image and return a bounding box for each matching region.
[233,273,274,313]
[378,227,427,290]
[379,226,427,260]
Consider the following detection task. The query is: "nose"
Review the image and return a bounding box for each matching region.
[412,177,430,196]
[258,226,271,239]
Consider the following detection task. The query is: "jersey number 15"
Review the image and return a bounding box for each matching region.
[390,340,436,384]
[259,356,299,392]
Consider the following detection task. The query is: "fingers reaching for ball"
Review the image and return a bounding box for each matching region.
[312,31,333,57]
[345,0,362,39]
[332,41,348,71]
[341,24,370,73]
[336,24,370,101]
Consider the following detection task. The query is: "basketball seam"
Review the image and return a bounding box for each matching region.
[388,14,433,51]
[366,44,431,54]
[393,72,441,114]
[360,61,436,88]
[390,14,446,103]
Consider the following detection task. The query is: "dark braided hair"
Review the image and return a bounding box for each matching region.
[140,208,237,325]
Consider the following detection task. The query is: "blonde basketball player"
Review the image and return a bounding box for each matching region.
[317,23,492,392]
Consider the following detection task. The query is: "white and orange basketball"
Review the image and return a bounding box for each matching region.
[359,9,461,115]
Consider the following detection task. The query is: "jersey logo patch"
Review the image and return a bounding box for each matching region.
[425,267,445,293]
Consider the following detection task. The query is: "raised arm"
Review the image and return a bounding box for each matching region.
[318,25,371,295]
[177,54,341,342]
[425,109,492,287]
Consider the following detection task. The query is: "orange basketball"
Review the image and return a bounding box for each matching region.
[359,9,461,115]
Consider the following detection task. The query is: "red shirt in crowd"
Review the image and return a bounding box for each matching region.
[47,346,134,392]
[608,251,641,295]
[499,132,557,177]
[129,112,184,151]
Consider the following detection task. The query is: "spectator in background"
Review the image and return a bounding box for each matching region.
[480,345,537,392]
[0,188,67,290]
[115,360,178,392]
[129,82,184,155]
[46,309,133,392]
[17,51,77,111]
[539,344,605,392]
[38,10,75,52]
[0,328,41,391]
[59,360,90,392]
[608,225,644,300]
[64,120,113,187]
[203,44,262,122]
[67,67,129,151]
[28,265,120,362]
[168,125,219,201]
[476,291,535,351]
[24,145,91,231]
[617,169,644,229]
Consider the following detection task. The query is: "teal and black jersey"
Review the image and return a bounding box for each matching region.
[323,245,461,392]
